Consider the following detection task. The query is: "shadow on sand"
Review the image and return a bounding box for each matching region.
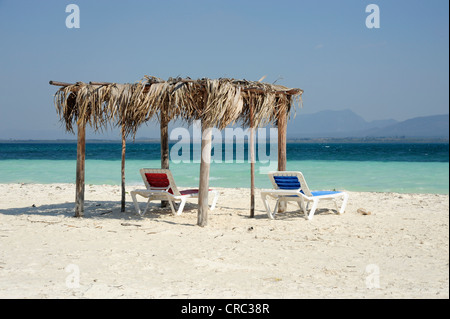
[0,199,201,224]
[0,198,338,225]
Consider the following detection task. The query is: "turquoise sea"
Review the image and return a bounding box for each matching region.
[0,142,448,194]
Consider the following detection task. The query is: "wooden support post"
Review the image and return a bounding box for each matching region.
[160,114,170,207]
[277,102,287,213]
[75,121,86,217]
[198,121,212,227]
[277,106,287,172]
[121,125,126,213]
[250,102,255,218]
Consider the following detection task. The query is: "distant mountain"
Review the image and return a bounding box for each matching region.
[363,114,449,138]
[288,110,449,139]
[287,109,397,137]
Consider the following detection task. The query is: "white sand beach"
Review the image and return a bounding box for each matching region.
[0,183,448,299]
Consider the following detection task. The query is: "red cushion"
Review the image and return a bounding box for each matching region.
[180,189,199,196]
[145,173,173,194]
[145,173,213,196]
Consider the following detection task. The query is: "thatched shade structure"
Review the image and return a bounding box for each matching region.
[54,77,302,133]
[51,76,303,226]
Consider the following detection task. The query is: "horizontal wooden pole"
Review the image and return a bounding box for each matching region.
[242,87,303,95]
[89,81,113,85]
[50,81,107,87]
[49,81,74,87]
[50,80,303,96]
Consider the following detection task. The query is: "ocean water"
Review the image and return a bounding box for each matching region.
[0,142,448,194]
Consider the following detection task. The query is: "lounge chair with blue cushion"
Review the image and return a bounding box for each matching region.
[130,168,219,216]
[260,171,349,220]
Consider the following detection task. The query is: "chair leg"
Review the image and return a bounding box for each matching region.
[130,191,143,215]
[143,198,152,215]
[297,199,307,215]
[210,190,219,211]
[167,197,176,215]
[176,198,187,215]
[307,199,319,220]
[261,194,274,219]
[339,193,349,215]
[273,199,279,219]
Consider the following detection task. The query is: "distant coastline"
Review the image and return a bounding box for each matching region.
[0,137,448,144]
[285,137,450,144]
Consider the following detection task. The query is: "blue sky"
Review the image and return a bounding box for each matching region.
[0,0,448,139]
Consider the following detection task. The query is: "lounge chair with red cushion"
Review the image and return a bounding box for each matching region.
[130,168,219,216]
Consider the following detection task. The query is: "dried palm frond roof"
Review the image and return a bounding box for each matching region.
[52,76,303,137]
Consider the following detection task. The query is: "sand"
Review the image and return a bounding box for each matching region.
[0,183,448,299]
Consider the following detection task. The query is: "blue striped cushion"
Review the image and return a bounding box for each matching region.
[273,176,301,190]
[311,191,341,196]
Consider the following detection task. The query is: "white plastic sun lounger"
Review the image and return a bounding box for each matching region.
[260,171,349,220]
[130,168,219,216]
